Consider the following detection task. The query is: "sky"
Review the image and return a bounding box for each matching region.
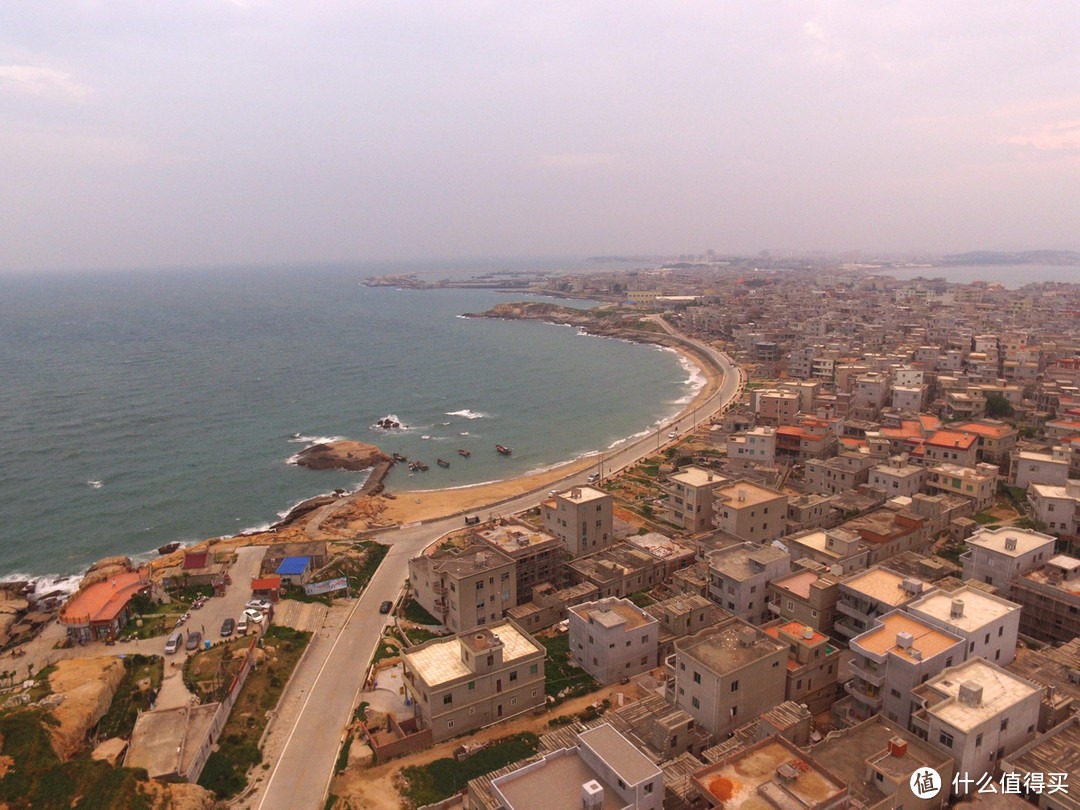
[2,2,1079,272]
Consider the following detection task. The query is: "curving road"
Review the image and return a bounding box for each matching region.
[245,328,743,810]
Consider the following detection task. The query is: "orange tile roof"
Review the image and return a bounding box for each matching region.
[926,430,977,449]
[919,415,942,431]
[958,422,1012,438]
[59,569,150,627]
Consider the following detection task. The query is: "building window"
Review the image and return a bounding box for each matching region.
[468,681,475,691]
[645,783,654,795]
[443,694,453,705]
[511,697,517,705]
[692,697,700,709]
[1001,718,1008,731]
[693,671,702,684]
[531,688,538,697]
[939,732,953,748]
[509,671,518,682]
[976,733,983,748]
[731,680,739,692]
[448,719,454,729]
[530,664,538,675]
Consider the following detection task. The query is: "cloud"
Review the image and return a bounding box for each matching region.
[1005,121,1080,151]
[802,19,847,66]
[0,64,91,101]
[537,153,617,169]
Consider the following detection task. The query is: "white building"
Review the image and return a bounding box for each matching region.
[906,585,1022,667]
[961,527,1057,590]
[1027,480,1080,536]
[542,486,614,558]
[1010,448,1071,489]
[725,426,777,465]
[568,598,658,684]
[869,455,927,499]
[706,542,791,625]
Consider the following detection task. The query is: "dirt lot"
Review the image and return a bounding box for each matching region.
[329,684,648,810]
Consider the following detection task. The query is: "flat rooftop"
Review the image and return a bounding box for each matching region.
[405,622,542,686]
[626,532,693,560]
[924,659,1040,733]
[853,612,961,663]
[415,544,513,578]
[708,543,788,581]
[125,703,219,779]
[668,466,726,489]
[570,599,653,631]
[713,481,784,508]
[771,570,821,600]
[678,620,785,675]
[474,523,559,554]
[579,724,661,786]
[554,485,609,503]
[909,586,1018,633]
[968,526,1058,558]
[492,747,623,810]
[842,568,926,607]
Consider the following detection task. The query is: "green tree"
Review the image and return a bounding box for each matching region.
[985,393,1013,418]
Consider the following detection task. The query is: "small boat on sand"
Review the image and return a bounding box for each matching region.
[458,449,471,457]
[496,444,512,456]
[437,458,450,468]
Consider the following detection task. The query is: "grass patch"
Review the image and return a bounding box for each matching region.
[400,732,540,807]
[95,654,163,739]
[538,634,600,702]
[196,625,311,800]
[402,598,440,625]
[972,512,999,525]
[626,590,656,608]
[937,543,967,566]
[402,627,450,646]
[354,541,390,591]
[372,637,399,667]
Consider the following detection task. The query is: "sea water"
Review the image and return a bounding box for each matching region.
[0,264,697,588]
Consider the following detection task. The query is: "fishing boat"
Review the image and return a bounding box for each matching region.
[392,453,407,462]
[458,449,471,457]
[496,444,512,456]
[437,458,450,468]
[418,462,430,471]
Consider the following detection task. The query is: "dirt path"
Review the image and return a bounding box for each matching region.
[330,685,646,810]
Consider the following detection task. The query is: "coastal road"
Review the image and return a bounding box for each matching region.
[247,329,743,810]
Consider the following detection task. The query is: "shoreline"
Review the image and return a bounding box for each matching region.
[11,319,723,593]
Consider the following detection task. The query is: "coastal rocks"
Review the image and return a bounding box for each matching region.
[294,440,390,472]
[79,556,136,589]
[47,657,126,761]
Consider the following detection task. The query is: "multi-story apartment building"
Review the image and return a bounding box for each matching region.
[725,426,776,464]
[568,597,658,684]
[488,723,663,810]
[922,430,980,467]
[505,581,598,633]
[660,466,725,533]
[841,507,929,564]
[804,451,878,495]
[926,462,999,512]
[644,593,725,662]
[666,617,787,738]
[767,565,843,634]
[1027,480,1080,536]
[834,566,931,642]
[755,389,800,426]
[1010,555,1080,645]
[402,620,545,742]
[786,527,870,575]
[960,527,1057,590]
[541,486,614,557]
[869,455,927,498]
[763,620,842,713]
[1010,447,1071,488]
[910,659,1041,796]
[569,542,683,600]
[711,480,788,542]
[906,584,1021,667]
[844,611,964,727]
[409,544,516,633]
[706,542,790,624]
[892,385,926,412]
[955,421,1019,468]
[472,519,565,604]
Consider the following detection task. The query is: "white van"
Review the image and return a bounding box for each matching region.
[164,631,183,655]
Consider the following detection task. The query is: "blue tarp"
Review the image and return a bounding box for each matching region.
[275,556,311,576]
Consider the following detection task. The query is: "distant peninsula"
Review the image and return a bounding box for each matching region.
[293,440,390,472]
[940,249,1080,266]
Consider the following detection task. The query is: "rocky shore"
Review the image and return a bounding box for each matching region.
[293,440,390,472]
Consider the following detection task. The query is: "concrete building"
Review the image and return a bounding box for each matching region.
[506,581,599,634]
[1002,714,1080,810]
[408,544,516,633]
[1027,481,1080,536]
[569,597,658,684]
[840,507,929,565]
[401,620,546,742]
[541,486,614,558]
[960,527,1057,590]
[660,466,725,533]
[666,617,788,738]
[834,566,931,642]
[756,389,801,426]
[926,463,999,512]
[786,527,870,575]
[473,520,565,604]
[923,430,980,467]
[910,659,1041,796]
[763,620,842,714]
[726,426,777,465]
[844,611,964,727]
[706,542,791,624]
[1010,555,1080,645]
[811,717,955,810]
[907,584,1022,667]
[1011,448,1071,489]
[644,594,726,663]
[767,565,843,634]
[569,542,688,601]
[489,723,663,810]
[804,452,878,496]
[868,455,927,499]
[711,480,789,542]
[956,420,1019,468]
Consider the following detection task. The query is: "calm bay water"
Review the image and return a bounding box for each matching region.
[873,264,1080,289]
[0,265,696,585]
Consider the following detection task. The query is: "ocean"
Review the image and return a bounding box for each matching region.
[0,264,697,591]
[872,264,1080,289]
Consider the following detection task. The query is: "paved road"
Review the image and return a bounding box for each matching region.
[245,331,743,810]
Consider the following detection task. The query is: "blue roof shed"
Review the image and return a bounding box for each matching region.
[275,556,312,576]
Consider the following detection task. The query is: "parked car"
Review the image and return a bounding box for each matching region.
[246,599,271,611]
[243,608,265,624]
[379,600,393,614]
[220,617,235,637]
[164,631,183,655]
[185,631,202,651]
[464,515,480,525]
[236,616,248,634]
[587,472,600,483]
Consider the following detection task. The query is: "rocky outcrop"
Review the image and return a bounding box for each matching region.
[47,657,126,761]
[294,441,390,472]
[139,780,217,810]
[79,556,135,589]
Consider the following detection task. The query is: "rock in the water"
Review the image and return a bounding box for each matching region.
[294,441,390,472]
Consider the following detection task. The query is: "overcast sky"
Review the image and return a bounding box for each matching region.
[3,2,1079,271]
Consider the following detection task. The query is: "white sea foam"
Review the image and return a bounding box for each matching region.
[370,414,407,430]
[446,409,488,420]
[289,434,346,445]
[87,480,103,489]
[3,572,82,607]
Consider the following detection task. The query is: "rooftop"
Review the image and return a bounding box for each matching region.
[668,466,727,489]
[570,598,653,632]
[553,485,609,503]
[474,522,559,554]
[404,621,542,686]
[708,543,789,581]
[926,430,978,450]
[677,619,786,675]
[771,569,822,600]
[966,526,1057,557]
[841,567,927,607]
[491,747,622,810]
[713,481,785,508]
[579,724,661,786]
[921,659,1040,733]
[59,568,150,627]
[1005,715,1080,799]
[852,612,962,663]
[908,586,1019,633]
[414,543,514,578]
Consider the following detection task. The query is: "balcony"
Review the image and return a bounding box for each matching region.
[848,659,886,687]
[432,583,448,597]
[844,680,883,710]
[835,600,871,622]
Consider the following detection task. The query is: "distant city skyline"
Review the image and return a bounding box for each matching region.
[2,2,1079,272]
